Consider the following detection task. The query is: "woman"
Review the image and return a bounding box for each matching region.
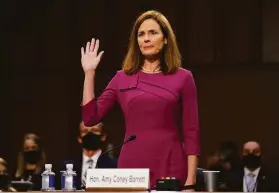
[14,133,46,190]
[81,10,200,189]
[0,158,8,175]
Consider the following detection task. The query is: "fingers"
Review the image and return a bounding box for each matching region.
[85,42,90,53]
[97,51,104,60]
[89,38,95,52]
[93,39,99,55]
[82,38,101,55]
[81,47,85,57]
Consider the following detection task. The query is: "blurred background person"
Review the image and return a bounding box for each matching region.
[206,141,242,191]
[207,141,241,172]
[0,157,16,192]
[0,157,9,191]
[105,143,117,159]
[59,122,117,190]
[0,158,8,174]
[226,141,278,192]
[14,133,46,190]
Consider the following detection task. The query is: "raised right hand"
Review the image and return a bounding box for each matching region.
[81,38,104,73]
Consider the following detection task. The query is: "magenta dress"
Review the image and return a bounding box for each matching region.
[82,68,200,188]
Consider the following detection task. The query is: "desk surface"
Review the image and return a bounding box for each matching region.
[25,190,262,193]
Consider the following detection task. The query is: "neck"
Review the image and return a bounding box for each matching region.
[247,167,259,172]
[26,163,36,170]
[83,148,100,157]
[142,59,161,72]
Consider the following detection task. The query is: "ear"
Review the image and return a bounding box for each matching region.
[164,38,167,44]
[77,137,82,144]
[101,135,107,142]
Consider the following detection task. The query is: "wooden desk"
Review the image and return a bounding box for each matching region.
[22,190,260,193]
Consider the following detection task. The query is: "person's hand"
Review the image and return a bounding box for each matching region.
[81,38,104,74]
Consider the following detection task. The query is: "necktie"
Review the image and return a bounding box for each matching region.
[82,159,93,187]
[246,173,256,192]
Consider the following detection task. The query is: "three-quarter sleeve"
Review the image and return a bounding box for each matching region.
[181,71,200,155]
[82,72,119,126]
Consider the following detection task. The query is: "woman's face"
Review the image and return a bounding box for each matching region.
[23,139,40,164]
[23,139,38,152]
[0,163,6,173]
[137,19,167,58]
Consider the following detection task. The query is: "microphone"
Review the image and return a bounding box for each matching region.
[96,135,136,168]
[100,135,136,157]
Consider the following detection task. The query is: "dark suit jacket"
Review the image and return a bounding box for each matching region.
[195,168,205,191]
[222,167,278,192]
[13,168,45,191]
[55,152,117,190]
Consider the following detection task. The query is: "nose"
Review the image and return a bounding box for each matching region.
[143,34,150,43]
[26,147,36,151]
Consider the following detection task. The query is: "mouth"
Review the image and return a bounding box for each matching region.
[143,45,153,49]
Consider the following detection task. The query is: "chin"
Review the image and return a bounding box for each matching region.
[142,52,157,57]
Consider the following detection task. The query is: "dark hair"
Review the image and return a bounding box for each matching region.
[15,133,46,178]
[79,121,106,136]
[122,10,181,75]
[219,141,239,159]
[219,141,241,170]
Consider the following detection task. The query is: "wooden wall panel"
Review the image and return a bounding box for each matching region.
[262,0,279,62]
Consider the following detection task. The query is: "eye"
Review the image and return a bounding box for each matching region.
[253,149,260,154]
[150,30,158,35]
[24,145,38,151]
[138,32,144,37]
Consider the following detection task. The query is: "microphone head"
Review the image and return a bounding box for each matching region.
[128,135,136,141]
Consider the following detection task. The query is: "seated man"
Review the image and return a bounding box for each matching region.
[66,122,117,190]
[225,141,278,192]
[240,141,277,192]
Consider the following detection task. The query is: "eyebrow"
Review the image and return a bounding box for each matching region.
[138,29,158,33]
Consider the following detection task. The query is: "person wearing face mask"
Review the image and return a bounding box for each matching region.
[241,141,278,192]
[64,121,117,190]
[14,133,46,191]
[225,141,278,192]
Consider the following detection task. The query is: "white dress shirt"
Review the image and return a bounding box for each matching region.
[81,150,102,183]
[243,167,261,192]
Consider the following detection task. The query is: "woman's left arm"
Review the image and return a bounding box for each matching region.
[185,155,198,185]
[181,70,200,189]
